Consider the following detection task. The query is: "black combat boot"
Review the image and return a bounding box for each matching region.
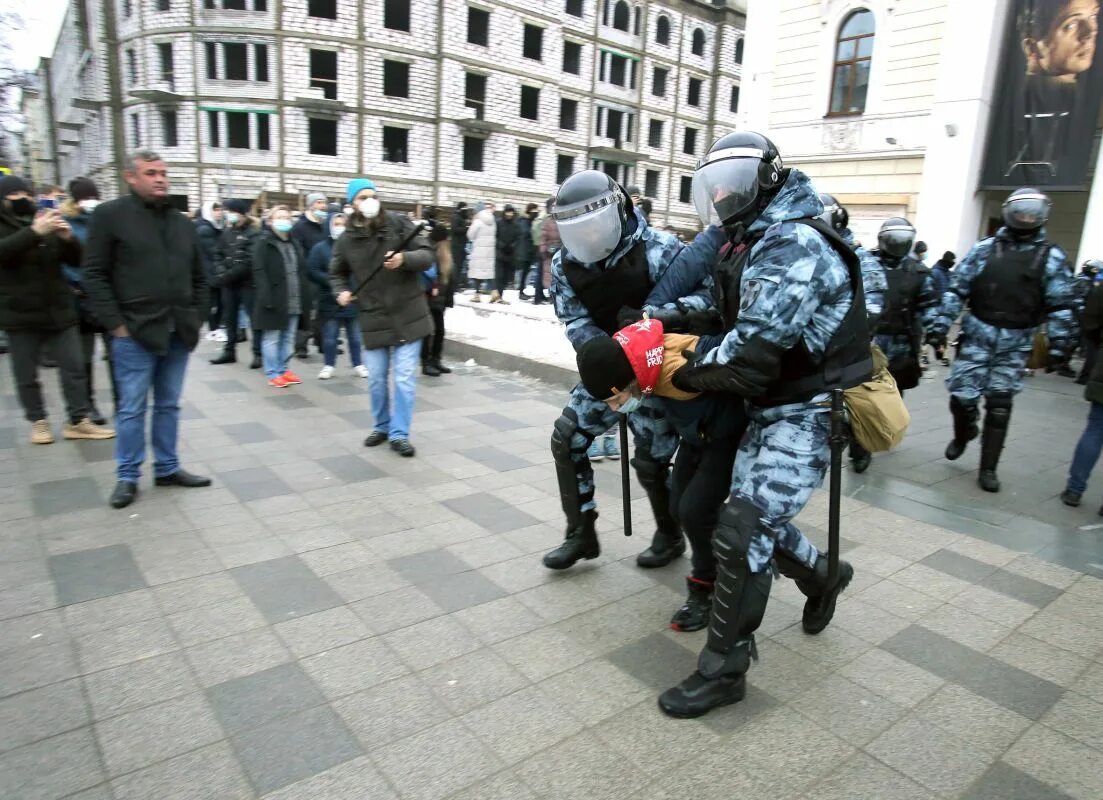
[210,349,237,365]
[945,396,979,461]
[978,395,1011,493]
[670,577,713,632]
[795,555,855,635]
[542,510,599,570]
[634,457,685,568]
[849,441,872,474]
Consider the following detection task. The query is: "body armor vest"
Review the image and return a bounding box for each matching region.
[562,241,651,335]
[877,259,924,336]
[969,241,1049,329]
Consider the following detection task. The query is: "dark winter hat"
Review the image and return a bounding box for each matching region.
[525,202,539,214]
[0,175,32,197]
[576,335,635,401]
[503,204,515,213]
[68,177,100,201]
[223,199,249,214]
[914,241,928,254]
[942,250,956,263]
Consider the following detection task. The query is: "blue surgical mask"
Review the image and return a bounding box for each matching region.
[618,396,642,415]
[331,226,345,239]
[225,212,240,226]
[272,220,293,235]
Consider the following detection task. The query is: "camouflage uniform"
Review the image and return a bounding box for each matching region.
[840,229,887,325]
[548,209,724,558]
[871,253,941,368]
[931,227,1076,489]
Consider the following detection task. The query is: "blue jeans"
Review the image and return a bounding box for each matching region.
[261,314,299,379]
[111,334,190,482]
[1067,402,1103,495]
[323,316,363,368]
[363,340,421,440]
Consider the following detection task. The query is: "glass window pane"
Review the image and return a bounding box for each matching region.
[830,64,851,114]
[857,35,874,59]
[840,10,874,38]
[851,61,870,113]
[836,39,855,61]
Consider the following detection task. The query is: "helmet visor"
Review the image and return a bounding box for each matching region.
[554,190,623,263]
[878,225,915,259]
[1002,194,1050,232]
[691,154,760,228]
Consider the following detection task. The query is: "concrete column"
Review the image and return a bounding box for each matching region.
[738,0,777,134]
[1077,142,1103,263]
[913,0,1011,259]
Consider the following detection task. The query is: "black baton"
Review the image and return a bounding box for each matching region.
[350,222,427,298]
[827,388,847,586]
[619,416,632,537]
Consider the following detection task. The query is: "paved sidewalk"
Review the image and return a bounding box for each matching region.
[0,348,1101,800]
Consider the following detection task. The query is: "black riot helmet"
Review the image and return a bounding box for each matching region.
[817,193,849,233]
[877,217,916,261]
[691,131,785,231]
[553,170,631,263]
[1002,188,1051,239]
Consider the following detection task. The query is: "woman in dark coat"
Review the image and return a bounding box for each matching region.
[252,205,309,388]
[331,178,434,457]
[421,208,454,377]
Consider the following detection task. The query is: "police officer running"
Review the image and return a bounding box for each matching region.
[817,194,886,327]
[544,171,723,570]
[929,188,1077,492]
[850,217,939,473]
[657,132,868,718]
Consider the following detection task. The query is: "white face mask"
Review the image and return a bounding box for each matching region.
[332,226,345,239]
[358,197,381,219]
[225,212,240,226]
[78,199,100,213]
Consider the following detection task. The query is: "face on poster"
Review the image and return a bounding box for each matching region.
[981,0,1103,190]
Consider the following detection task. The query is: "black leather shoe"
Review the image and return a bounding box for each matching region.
[110,481,138,509]
[210,351,236,365]
[364,431,388,447]
[658,671,746,719]
[249,355,262,369]
[422,363,442,377]
[1061,490,1082,507]
[851,453,872,474]
[802,561,854,635]
[978,469,1000,493]
[945,439,968,461]
[433,361,452,374]
[390,439,416,457]
[155,469,212,488]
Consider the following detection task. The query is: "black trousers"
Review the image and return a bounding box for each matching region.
[423,307,446,364]
[207,285,223,330]
[6,327,90,423]
[221,286,261,356]
[494,258,512,294]
[669,432,742,582]
[80,331,117,411]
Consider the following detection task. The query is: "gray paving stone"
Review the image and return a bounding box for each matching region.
[94,692,224,776]
[206,379,250,393]
[301,636,410,699]
[0,580,58,622]
[607,632,697,692]
[227,476,292,502]
[76,617,177,673]
[233,704,364,795]
[882,625,1064,719]
[383,614,482,670]
[48,544,147,606]
[185,626,292,687]
[262,755,398,800]
[915,684,1032,758]
[791,673,907,746]
[31,476,104,516]
[961,762,1075,800]
[920,548,999,582]
[0,727,105,800]
[207,662,326,735]
[980,568,1065,609]
[388,548,472,582]
[267,393,315,410]
[62,588,160,637]
[805,752,938,800]
[1041,691,1103,751]
[418,570,509,613]
[274,605,372,657]
[0,677,87,752]
[1002,724,1103,800]
[350,585,445,634]
[110,741,253,800]
[230,555,344,623]
[422,647,531,715]
[317,454,386,483]
[866,714,991,795]
[512,730,649,800]
[836,647,944,708]
[333,674,452,749]
[462,685,584,765]
[0,639,79,698]
[221,421,278,444]
[167,594,267,647]
[458,445,534,472]
[373,718,503,800]
[443,491,541,533]
[468,412,527,431]
[83,651,197,721]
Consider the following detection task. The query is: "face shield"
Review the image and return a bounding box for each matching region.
[691,149,763,228]
[554,189,625,264]
[877,224,915,259]
[1002,193,1051,233]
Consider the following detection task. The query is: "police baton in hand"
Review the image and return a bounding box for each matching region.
[619,416,632,537]
[350,222,427,299]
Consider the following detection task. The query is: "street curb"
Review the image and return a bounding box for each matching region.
[444,338,577,390]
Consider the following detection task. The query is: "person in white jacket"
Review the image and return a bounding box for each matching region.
[465,201,497,302]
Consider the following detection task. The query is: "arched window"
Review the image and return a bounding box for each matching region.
[735,37,744,64]
[828,9,874,115]
[691,28,705,57]
[656,14,670,45]
[612,1,629,32]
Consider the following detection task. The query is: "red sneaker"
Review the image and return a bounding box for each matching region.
[281,371,302,385]
[268,376,289,389]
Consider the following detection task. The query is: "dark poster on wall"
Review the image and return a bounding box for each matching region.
[980,0,1103,190]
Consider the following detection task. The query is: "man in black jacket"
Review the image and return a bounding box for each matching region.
[209,200,263,368]
[0,175,115,445]
[82,150,212,509]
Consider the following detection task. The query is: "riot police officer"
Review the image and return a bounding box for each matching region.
[849,217,940,473]
[930,188,1077,492]
[657,132,867,718]
[818,193,886,326]
[544,171,723,570]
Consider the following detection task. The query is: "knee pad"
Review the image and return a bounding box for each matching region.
[949,395,978,419]
[551,408,581,465]
[712,498,760,563]
[985,393,1013,426]
[631,453,668,488]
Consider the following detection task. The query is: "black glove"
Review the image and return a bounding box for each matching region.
[681,308,725,335]
[924,331,945,348]
[616,306,645,329]
[671,350,767,397]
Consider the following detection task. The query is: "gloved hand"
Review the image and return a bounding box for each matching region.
[681,308,725,335]
[616,306,645,329]
[672,351,767,397]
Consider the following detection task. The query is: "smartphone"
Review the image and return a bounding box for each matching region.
[37,198,57,210]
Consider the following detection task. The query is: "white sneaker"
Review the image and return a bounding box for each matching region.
[212,328,228,343]
[353,365,369,378]
[318,365,335,380]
